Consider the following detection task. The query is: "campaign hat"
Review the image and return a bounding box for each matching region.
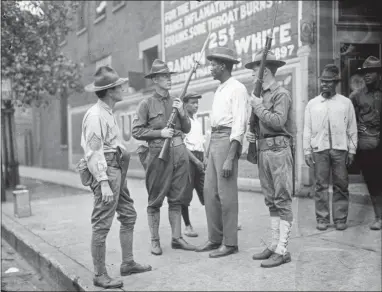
[356,56,382,74]
[144,59,176,79]
[85,66,129,92]
[245,50,286,70]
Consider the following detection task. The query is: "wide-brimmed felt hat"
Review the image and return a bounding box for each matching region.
[245,50,286,70]
[356,56,382,74]
[183,91,202,102]
[319,64,341,81]
[206,47,240,64]
[85,66,129,92]
[144,59,176,79]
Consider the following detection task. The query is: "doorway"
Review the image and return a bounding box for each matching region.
[340,43,381,178]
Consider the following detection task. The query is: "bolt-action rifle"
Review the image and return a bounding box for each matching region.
[246,3,279,164]
[158,32,211,162]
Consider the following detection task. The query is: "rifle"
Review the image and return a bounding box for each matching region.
[247,3,279,164]
[158,32,211,162]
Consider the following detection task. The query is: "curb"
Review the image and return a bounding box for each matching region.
[1,213,99,292]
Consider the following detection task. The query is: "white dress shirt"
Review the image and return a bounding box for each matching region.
[184,116,205,152]
[210,77,249,144]
[303,93,358,155]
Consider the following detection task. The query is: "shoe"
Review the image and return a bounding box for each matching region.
[93,273,123,289]
[151,240,162,256]
[184,225,198,237]
[260,252,291,268]
[171,237,196,251]
[335,222,347,230]
[316,222,328,231]
[370,218,382,230]
[195,241,221,252]
[209,245,238,258]
[252,248,274,260]
[120,261,152,276]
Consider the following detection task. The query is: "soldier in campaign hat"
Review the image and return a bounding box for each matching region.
[196,47,248,258]
[245,50,295,268]
[350,56,382,230]
[132,59,196,256]
[81,66,151,289]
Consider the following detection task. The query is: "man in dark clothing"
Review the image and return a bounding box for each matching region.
[132,59,196,255]
[350,56,382,230]
[246,50,294,268]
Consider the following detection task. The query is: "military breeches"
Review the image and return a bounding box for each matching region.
[145,144,190,209]
[90,154,137,245]
[259,147,293,222]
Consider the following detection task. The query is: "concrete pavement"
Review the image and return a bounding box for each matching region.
[1,176,381,291]
[18,165,373,205]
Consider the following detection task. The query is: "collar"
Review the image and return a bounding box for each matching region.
[217,76,233,91]
[366,81,382,93]
[154,90,170,101]
[97,99,113,114]
[319,93,337,102]
[263,80,279,93]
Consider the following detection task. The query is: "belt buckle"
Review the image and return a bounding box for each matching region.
[266,138,274,147]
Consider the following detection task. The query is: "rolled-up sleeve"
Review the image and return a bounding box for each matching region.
[179,113,191,134]
[132,100,162,140]
[230,86,249,144]
[253,92,291,131]
[83,115,108,182]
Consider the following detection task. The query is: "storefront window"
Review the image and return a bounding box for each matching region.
[338,0,382,23]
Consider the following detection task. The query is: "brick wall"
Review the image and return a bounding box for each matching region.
[27,1,161,170]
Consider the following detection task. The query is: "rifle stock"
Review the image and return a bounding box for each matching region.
[159,33,211,162]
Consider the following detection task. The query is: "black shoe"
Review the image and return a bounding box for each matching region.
[120,261,152,276]
[252,248,274,260]
[171,237,196,251]
[335,222,347,230]
[195,241,221,252]
[209,245,238,258]
[93,273,123,289]
[316,222,328,231]
[260,252,291,268]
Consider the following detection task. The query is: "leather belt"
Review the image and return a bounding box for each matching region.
[258,136,290,151]
[149,136,184,148]
[211,126,232,132]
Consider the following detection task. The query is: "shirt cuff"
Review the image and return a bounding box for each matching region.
[230,135,243,145]
[348,148,356,155]
[95,172,108,182]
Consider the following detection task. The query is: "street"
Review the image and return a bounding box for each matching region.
[1,177,381,291]
[1,239,54,291]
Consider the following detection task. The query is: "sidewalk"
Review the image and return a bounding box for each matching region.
[19,165,372,205]
[2,176,381,291]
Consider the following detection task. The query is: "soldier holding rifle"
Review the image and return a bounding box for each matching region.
[245,50,294,268]
[132,59,196,256]
[196,47,248,258]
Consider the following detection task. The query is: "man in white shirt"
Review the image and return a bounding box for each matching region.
[303,64,357,231]
[181,92,206,238]
[195,47,248,258]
